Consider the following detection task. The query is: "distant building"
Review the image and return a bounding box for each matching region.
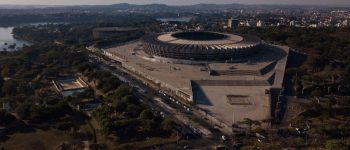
[240,9,244,14]
[53,77,89,96]
[277,23,287,27]
[335,23,341,28]
[257,20,263,27]
[92,27,139,39]
[245,21,251,27]
[290,20,296,27]
[309,24,318,28]
[195,26,202,31]
[228,18,233,28]
[228,18,239,29]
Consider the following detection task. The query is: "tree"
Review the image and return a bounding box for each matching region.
[139,109,155,120]
[238,118,261,135]
[327,97,337,117]
[93,106,114,135]
[140,119,156,133]
[2,80,17,96]
[1,66,11,77]
[0,110,16,126]
[311,88,323,97]
[161,117,175,131]
[112,97,128,112]
[0,75,4,88]
[113,84,133,99]
[261,117,274,130]
[114,119,140,136]
[100,118,113,134]
[239,118,254,133]
[126,104,142,117]
[56,121,76,132]
[15,103,31,119]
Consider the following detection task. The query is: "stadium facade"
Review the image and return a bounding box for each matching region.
[142,31,261,61]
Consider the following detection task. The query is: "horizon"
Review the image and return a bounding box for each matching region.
[0,0,350,7]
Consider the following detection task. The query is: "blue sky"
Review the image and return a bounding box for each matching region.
[0,0,349,6]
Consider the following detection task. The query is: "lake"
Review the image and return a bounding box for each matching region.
[0,26,31,51]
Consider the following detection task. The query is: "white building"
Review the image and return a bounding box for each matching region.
[228,18,233,28]
[309,24,318,28]
[246,21,251,27]
[257,20,263,27]
[290,20,296,27]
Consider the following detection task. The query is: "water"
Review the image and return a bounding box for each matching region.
[0,27,31,51]
[0,22,63,51]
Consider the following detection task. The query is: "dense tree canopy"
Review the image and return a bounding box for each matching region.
[234,27,350,97]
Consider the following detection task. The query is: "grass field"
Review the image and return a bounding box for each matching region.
[0,129,72,150]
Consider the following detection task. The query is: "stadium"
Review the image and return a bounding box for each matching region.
[142,31,261,61]
[99,30,290,127]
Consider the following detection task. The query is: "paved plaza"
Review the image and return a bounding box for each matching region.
[104,40,289,125]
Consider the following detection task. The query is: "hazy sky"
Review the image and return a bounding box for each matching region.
[0,0,349,6]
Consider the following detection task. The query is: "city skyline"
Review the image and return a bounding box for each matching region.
[0,0,350,6]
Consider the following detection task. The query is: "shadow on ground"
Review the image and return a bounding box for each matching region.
[191,81,213,106]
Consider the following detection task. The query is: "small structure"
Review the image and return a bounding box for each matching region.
[53,77,89,96]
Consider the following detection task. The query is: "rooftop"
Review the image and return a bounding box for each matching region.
[53,77,89,92]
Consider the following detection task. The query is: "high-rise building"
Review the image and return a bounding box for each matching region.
[290,20,296,27]
[246,21,251,27]
[228,18,233,28]
[257,20,263,27]
[228,18,239,29]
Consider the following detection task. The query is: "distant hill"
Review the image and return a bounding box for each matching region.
[0,5,60,9]
[0,3,344,13]
[0,3,245,11]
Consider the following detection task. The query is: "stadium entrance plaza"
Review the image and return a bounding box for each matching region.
[104,41,289,126]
